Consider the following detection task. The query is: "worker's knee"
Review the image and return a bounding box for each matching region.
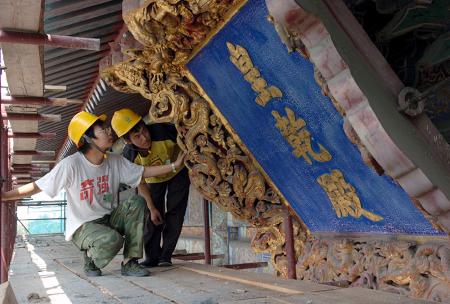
[90,230,123,268]
[101,230,123,251]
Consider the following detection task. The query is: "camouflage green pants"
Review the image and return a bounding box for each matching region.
[72,195,148,269]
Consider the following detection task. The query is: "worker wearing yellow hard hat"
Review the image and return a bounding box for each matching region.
[2,110,186,278]
[112,108,190,268]
[68,111,107,147]
[111,108,141,138]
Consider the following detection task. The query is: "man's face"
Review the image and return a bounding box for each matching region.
[128,124,151,150]
[92,123,114,149]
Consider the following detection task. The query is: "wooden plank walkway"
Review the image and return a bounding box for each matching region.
[8,235,437,304]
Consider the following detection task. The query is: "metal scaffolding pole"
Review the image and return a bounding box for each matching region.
[8,132,56,139]
[203,199,211,265]
[0,30,100,51]
[0,48,15,283]
[0,49,7,283]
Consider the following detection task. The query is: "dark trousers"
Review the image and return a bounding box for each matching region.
[144,167,190,263]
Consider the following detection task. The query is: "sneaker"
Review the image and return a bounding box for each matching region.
[121,259,150,277]
[158,260,173,267]
[140,259,159,268]
[83,252,102,277]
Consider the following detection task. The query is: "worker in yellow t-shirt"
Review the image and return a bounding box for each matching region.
[112,109,190,267]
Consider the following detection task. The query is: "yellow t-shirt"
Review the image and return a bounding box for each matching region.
[122,123,184,183]
[134,139,183,183]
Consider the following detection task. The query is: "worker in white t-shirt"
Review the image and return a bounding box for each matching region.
[1,111,185,277]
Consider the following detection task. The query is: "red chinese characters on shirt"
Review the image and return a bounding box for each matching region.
[79,175,109,205]
[79,178,94,204]
[97,175,109,195]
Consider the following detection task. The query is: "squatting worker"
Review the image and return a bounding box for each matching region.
[112,109,190,267]
[1,111,186,277]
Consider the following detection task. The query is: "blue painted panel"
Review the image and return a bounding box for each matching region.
[187,0,443,235]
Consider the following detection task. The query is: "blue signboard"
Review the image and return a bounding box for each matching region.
[187,0,443,235]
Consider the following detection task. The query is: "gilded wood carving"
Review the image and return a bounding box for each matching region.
[102,1,307,276]
[124,0,236,65]
[298,238,450,302]
[101,32,307,278]
[102,1,450,302]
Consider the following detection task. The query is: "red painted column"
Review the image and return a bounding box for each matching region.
[203,199,211,265]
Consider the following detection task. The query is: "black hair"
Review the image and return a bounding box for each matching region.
[123,119,146,141]
[77,120,104,154]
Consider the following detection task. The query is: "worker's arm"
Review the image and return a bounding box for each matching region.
[142,151,186,178]
[137,180,163,225]
[1,182,42,201]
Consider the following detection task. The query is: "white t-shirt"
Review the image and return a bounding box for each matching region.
[35,152,144,241]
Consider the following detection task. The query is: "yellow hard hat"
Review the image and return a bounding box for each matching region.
[68,111,107,147]
[111,108,142,138]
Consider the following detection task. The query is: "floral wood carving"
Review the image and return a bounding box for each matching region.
[101,40,307,277]
[298,237,450,302]
[102,2,450,302]
[123,0,236,65]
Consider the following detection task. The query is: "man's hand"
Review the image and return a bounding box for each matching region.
[174,151,187,169]
[149,207,163,225]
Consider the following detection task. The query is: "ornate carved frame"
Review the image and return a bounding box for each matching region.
[101,0,450,301]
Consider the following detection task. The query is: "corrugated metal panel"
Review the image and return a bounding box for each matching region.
[36,0,146,162]
[55,84,150,158]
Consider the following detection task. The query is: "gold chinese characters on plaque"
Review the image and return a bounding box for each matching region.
[227,42,282,106]
[226,41,382,223]
[272,107,332,165]
[317,170,383,222]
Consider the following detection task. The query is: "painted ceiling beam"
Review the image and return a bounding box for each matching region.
[12,150,55,156]
[30,160,56,164]
[11,167,48,172]
[1,113,60,122]
[1,96,82,107]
